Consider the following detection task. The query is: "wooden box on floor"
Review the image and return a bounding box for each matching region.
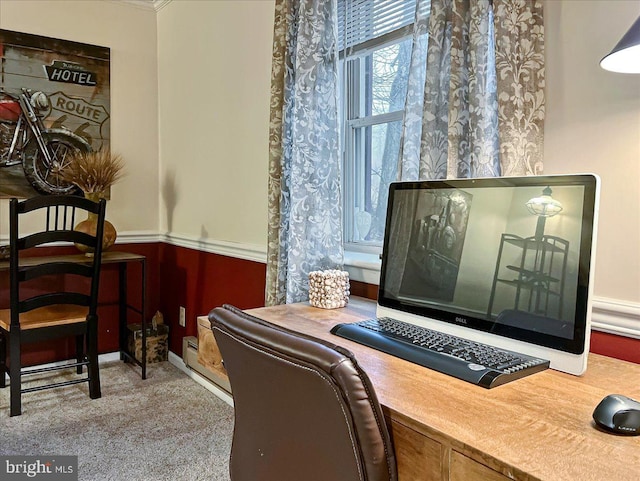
[127,324,169,363]
[181,316,232,394]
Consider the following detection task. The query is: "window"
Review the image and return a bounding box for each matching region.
[338,0,426,250]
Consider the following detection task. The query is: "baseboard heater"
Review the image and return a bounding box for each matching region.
[182,336,232,394]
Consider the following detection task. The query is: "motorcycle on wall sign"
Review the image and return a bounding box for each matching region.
[0,87,89,195]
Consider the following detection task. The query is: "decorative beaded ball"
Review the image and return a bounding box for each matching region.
[308,269,350,309]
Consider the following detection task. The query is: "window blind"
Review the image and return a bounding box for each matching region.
[337,0,427,55]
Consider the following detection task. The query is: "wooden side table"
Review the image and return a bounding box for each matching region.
[0,250,148,379]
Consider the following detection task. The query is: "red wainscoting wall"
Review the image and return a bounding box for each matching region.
[157,243,266,355]
[591,331,640,364]
[4,243,638,367]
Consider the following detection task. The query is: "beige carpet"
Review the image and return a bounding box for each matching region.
[0,360,233,480]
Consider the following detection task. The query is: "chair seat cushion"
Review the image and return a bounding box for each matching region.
[0,305,89,331]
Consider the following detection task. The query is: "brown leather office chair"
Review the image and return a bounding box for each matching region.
[0,195,106,416]
[208,304,398,481]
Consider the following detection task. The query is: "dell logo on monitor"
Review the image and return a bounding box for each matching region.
[455,317,468,325]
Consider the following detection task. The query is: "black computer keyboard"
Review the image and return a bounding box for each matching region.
[330,317,550,388]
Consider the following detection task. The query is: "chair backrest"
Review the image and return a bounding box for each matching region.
[9,195,107,327]
[208,304,398,481]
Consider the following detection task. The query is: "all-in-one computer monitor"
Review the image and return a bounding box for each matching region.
[375,174,600,375]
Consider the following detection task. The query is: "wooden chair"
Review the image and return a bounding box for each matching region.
[208,304,398,481]
[0,195,106,416]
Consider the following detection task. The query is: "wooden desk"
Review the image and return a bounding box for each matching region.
[0,251,148,379]
[244,298,640,481]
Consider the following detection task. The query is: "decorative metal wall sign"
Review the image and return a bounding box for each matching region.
[0,29,110,197]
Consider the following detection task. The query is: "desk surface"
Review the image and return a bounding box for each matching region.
[0,251,145,269]
[247,298,640,481]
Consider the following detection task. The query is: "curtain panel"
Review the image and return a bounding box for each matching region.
[266,0,545,305]
[494,0,545,176]
[401,0,544,180]
[266,0,343,306]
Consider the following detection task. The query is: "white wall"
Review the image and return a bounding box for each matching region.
[157,0,272,249]
[544,0,640,305]
[0,0,159,235]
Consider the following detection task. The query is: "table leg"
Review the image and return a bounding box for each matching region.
[141,258,147,380]
[117,257,147,379]
[119,263,127,362]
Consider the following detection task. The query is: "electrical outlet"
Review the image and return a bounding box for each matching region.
[179,306,186,327]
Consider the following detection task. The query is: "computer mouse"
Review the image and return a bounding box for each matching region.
[592,394,640,435]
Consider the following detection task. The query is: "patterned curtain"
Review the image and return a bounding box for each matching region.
[397,0,431,181]
[420,0,500,178]
[266,0,343,306]
[401,0,544,180]
[494,0,545,176]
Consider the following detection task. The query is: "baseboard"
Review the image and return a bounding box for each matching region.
[181,336,232,393]
[1,351,234,408]
[100,349,235,407]
[0,352,121,384]
[168,351,233,407]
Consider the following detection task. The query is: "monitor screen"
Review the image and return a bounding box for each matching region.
[377,174,599,375]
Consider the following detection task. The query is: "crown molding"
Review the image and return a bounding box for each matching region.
[110,0,172,12]
[153,0,172,11]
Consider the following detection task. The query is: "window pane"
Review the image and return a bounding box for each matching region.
[351,120,402,243]
[371,39,412,116]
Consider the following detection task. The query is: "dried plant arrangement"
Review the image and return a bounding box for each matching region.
[60,148,125,196]
[60,148,125,253]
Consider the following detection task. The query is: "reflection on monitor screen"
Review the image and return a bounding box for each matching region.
[378,175,599,375]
